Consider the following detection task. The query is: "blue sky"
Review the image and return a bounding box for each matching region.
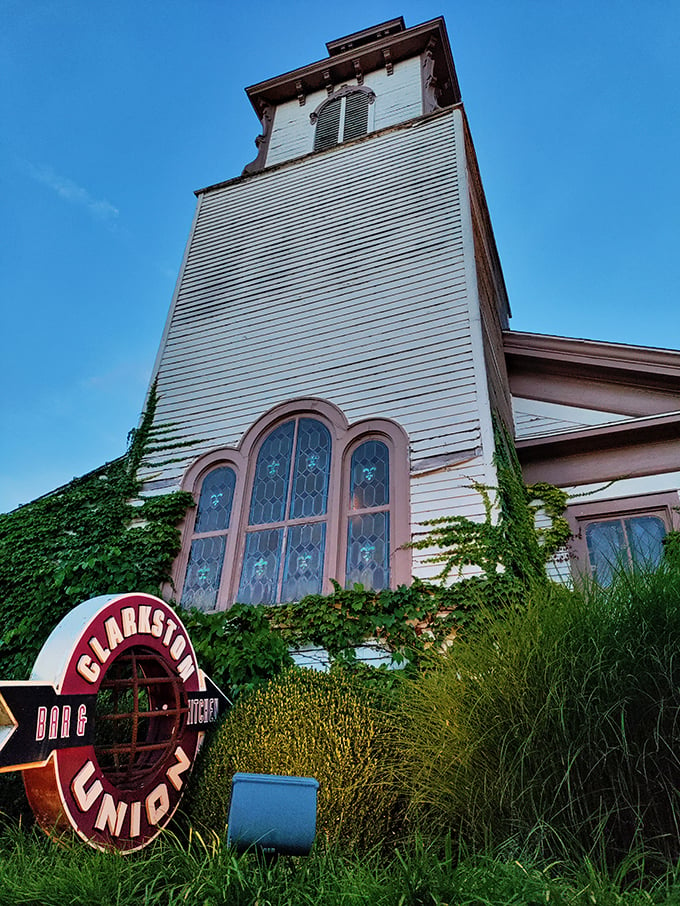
[2,0,679,513]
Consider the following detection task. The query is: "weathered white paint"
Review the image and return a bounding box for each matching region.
[512,397,631,439]
[143,107,500,581]
[265,57,423,168]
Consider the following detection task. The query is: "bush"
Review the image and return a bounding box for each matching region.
[186,667,402,850]
[396,561,680,864]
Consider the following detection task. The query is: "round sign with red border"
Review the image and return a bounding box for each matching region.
[0,593,228,852]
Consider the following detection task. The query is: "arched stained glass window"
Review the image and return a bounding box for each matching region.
[237,417,332,605]
[174,401,410,610]
[346,440,390,590]
[181,466,236,611]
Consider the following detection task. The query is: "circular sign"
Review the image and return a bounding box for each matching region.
[20,593,225,852]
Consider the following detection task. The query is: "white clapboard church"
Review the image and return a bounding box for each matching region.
[139,17,680,609]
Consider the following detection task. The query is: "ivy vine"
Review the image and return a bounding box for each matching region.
[0,383,194,680]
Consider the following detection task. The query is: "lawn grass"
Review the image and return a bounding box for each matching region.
[0,822,677,906]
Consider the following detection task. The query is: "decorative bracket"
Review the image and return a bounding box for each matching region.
[242,103,274,175]
[296,80,306,107]
[353,59,364,85]
[421,38,440,113]
[382,48,393,76]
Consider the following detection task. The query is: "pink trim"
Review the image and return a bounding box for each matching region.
[171,399,411,609]
[504,330,680,417]
[516,413,680,486]
[566,491,680,577]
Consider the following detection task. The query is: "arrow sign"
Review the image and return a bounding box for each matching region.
[186,674,231,728]
[0,683,96,772]
[0,672,229,773]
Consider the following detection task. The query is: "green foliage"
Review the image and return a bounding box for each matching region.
[177,602,294,700]
[409,419,570,593]
[0,820,672,905]
[186,667,402,850]
[0,383,193,681]
[396,559,680,864]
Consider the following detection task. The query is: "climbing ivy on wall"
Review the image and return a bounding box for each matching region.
[0,384,194,681]
[0,400,571,696]
[410,419,570,589]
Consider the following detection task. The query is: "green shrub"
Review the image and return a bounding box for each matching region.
[186,667,402,850]
[396,561,680,864]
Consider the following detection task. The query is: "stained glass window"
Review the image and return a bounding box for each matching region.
[195,467,236,533]
[347,512,390,589]
[346,440,391,591]
[178,404,408,610]
[237,529,283,605]
[238,417,331,604]
[290,419,331,518]
[181,466,236,611]
[249,421,295,525]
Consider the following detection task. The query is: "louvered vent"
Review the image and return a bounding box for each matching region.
[342,91,370,142]
[313,98,342,151]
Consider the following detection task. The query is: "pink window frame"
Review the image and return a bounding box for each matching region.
[566,490,680,580]
[170,398,411,610]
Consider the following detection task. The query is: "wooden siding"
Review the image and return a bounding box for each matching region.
[463,114,513,434]
[143,108,498,578]
[265,57,422,168]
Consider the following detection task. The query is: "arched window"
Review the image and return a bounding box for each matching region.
[345,440,391,589]
[174,400,410,610]
[237,417,332,605]
[311,86,375,152]
[181,466,237,610]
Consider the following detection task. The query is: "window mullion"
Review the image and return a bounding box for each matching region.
[337,96,346,143]
[277,418,300,601]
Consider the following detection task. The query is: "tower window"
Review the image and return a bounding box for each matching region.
[311,87,375,152]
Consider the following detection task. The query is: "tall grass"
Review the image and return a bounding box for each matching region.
[396,560,680,864]
[0,822,669,906]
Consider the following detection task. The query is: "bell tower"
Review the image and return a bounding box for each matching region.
[142,18,513,608]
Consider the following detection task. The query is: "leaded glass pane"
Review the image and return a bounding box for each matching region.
[237,529,283,605]
[181,535,226,611]
[281,522,326,601]
[249,421,294,525]
[194,467,236,533]
[346,512,390,590]
[350,441,389,510]
[290,418,331,519]
[586,519,627,586]
[625,516,666,569]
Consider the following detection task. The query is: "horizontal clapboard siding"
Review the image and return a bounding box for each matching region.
[143,108,495,570]
[266,57,422,168]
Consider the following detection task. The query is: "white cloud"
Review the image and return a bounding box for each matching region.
[25,161,119,221]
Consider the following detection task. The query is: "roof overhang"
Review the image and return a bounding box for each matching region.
[245,17,460,118]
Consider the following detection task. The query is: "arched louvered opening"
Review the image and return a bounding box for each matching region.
[314,98,342,151]
[312,88,373,151]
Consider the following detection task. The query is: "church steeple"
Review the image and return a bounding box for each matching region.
[243,17,461,173]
